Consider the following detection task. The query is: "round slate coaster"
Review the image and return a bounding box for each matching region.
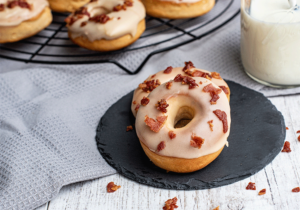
[96,81,286,190]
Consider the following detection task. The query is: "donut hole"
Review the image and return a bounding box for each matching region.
[174,106,195,129]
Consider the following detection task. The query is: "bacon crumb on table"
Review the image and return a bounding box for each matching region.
[281,141,291,153]
[297,130,300,133]
[126,125,133,132]
[163,197,178,210]
[246,182,256,190]
[258,189,266,195]
[286,127,289,130]
[292,187,300,192]
[212,207,219,210]
[107,182,121,193]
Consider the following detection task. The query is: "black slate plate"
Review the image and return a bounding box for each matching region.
[96,81,286,190]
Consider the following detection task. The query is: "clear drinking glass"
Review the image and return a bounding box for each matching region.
[241,0,300,88]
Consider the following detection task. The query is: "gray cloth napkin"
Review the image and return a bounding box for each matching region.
[1,13,300,210]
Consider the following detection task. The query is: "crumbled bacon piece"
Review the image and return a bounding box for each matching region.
[0,4,4,11]
[203,84,222,105]
[212,207,219,210]
[132,101,136,105]
[219,86,229,95]
[168,131,176,139]
[81,21,87,27]
[174,74,198,89]
[185,70,212,80]
[65,7,90,25]
[298,135,300,142]
[135,104,140,112]
[7,0,31,9]
[157,141,166,152]
[213,110,228,133]
[163,197,178,210]
[89,14,110,24]
[139,79,161,93]
[282,141,291,153]
[163,66,173,74]
[286,127,289,130]
[156,99,169,113]
[292,187,300,192]
[107,182,121,193]
[126,125,133,132]
[190,134,205,149]
[166,81,173,89]
[199,81,203,84]
[258,189,266,195]
[141,97,150,106]
[208,120,213,131]
[246,182,256,190]
[151,74,156,78]
[297,130,300,133]
[145,115,167,133]
[113,0,133,11]
[124,0,133,6]
[182,61,195,72]
[211,72,222,79]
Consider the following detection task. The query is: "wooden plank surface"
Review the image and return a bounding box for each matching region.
[40,95,300,210]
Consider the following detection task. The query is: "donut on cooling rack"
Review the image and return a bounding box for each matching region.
[142,0,215,19]
[133,62,231,173]
[0,0,52,43]
[65,0,146,52]
[48,0,90,13]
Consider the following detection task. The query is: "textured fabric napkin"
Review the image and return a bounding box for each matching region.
[1,13,300,210]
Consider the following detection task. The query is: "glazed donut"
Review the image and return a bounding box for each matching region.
[65,0,146,52]
[135,74,231,173]
[48,0,90,13]
[141,0,215,19]
[131,61,230,117]
[0,0,52,43]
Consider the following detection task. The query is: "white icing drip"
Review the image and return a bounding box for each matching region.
[135,77,231,159]
[131,67,229,117]
[159,0,202,3]
[67,0,145,41]
[0,0,48,27]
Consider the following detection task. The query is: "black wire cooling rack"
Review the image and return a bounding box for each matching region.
[0,0,240,74]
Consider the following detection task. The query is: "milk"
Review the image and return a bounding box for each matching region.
[241,0,300,87]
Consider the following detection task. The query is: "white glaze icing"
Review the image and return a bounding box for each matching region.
[131,67,229,117]
[160,0,202,4]
[66,0,145,41]
[135,77,231,159]
[0,0,48,27]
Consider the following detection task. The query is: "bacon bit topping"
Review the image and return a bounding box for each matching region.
[141,97,150,106]
[89,14,110,24]
[182,61,195,72]
[286,127,289,130]
[258,189,266,195]
[200,81,203,84]
[113,0,133,11]
[203,84,222,105]
[282,141,291,153]
[163,66,173,74]
[213,110,228,133]
[208,120,213,131]
[219,86,229,95]
[145,115,167,133]
[118,17,121,20]
[7,0,31,9]
[297,130,300,133]
[151,74,156,78]
[81,21,87,27]
[212,207,219,210]
[135,104,140,113]
[168,131,176,139]
[298,135,300,142]
[174,74,198,89]
[132,101,136,105]
[185,70,212,81]
[190,134,205,149]
[107,182,121,193]
[0,4,4,11]
[211,72,222,79]
[126,125,133,132]
[139,79,161,93]
[292,187,300,192]
[166,81,173,89]
[246,182,256,190]
[155,99,169,113]
[157,141,166,152]
[65,7,90,25]
[163,197,178,210]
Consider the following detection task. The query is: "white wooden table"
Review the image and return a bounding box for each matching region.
[36,94,300,210]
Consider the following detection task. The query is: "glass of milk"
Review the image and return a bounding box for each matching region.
[241,0,300,88]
